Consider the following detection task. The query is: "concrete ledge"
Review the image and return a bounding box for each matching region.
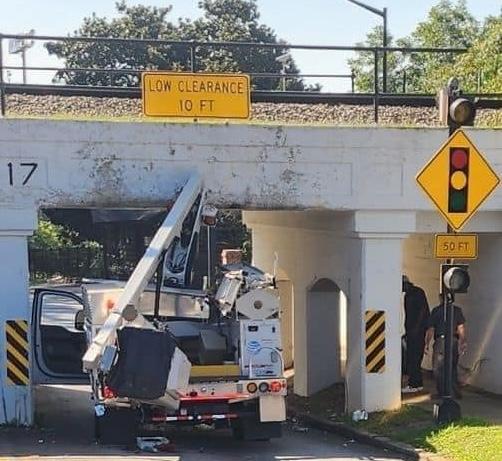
[288,408,451,461]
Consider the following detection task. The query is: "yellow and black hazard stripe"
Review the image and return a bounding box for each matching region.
[365,310,385,374]
[5,320,30,386]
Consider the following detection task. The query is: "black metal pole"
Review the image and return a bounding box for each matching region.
[351,69,355,93]
[382,7,388,94]
[190,45,197,72]
[436,88,462,423]
[373,49,379,123]
[0,34,6,116]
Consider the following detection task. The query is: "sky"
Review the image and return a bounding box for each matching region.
[0,0,500,92]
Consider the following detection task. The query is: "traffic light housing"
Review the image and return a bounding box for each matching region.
[449,97,476,129]
[438,78,477,131]
[441,263,470,294]
[448,147,469,213]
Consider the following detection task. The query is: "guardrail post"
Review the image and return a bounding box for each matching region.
[373,49,379,123]
[0,33,6,116]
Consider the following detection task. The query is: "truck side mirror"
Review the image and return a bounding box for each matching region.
[74,309,85,331]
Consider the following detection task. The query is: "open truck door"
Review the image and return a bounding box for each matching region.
[31,288,88,385]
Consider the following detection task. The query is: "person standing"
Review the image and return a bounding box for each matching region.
[425,294,467,398]
[402,276,430,393]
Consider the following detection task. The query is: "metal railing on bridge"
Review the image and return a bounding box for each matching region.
[0,33,501,122]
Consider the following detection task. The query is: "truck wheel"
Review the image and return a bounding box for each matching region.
[95,407,139,446]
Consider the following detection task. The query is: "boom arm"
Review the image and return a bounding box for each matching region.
[82,174,203,371]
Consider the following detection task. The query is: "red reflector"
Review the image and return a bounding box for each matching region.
[103,385,116,399]
[270,381,282,393]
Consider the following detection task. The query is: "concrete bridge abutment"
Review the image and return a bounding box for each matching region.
[0,207,37,425]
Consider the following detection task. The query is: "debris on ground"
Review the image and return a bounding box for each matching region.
[136,436,172,453]
[291,423,309,433]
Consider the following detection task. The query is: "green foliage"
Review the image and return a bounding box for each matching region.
[46,1,182,86]
[46,0,314,90]
[449,16,502,93]
[404,0,479,93]
[354,407,502,461]
[348,1,502,94]
[424,418,502,461]
[30,216,102,251]
[29,217,76,250]
[347,26,406,92]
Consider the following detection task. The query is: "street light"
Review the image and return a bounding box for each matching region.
[346,0,388,93]
[275,52,292,91]
[8,29,35,85]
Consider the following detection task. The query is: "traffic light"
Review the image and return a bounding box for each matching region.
[438,78,477,131]
[449,97,476,129]
[441,263,470,293]
[448,147,469,213]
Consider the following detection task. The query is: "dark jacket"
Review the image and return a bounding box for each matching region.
[404,284,430,338]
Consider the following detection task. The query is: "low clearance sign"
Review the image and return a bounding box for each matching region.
[142,72,250,119]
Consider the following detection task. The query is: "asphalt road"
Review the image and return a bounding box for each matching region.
[0,384,406,461]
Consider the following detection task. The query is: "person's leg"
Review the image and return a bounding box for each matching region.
[415,334,426,387]
[407,337,423,388]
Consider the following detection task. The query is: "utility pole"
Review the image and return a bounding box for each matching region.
[346,0,388,93]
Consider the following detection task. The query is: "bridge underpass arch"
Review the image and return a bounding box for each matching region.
[306,277,348,396]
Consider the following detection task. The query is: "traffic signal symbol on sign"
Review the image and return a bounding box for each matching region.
[416,130,500,231]
[448,147,469,213]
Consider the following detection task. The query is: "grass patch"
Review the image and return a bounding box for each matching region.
[425,418,502,461]
[352,407,502,461]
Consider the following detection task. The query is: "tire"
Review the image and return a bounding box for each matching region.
[94,407,139,446]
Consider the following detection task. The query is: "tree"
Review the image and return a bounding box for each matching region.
[46,2,184,87]
[347,0,483,94]
[347,26,406,93]
[449,16,502,93]
[177,0,310,90]
[46,0,312,90]
[402,0,479,93]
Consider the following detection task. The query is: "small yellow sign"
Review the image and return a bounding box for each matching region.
[416,129,500,231]
[142,72,250,119]
[435,233,478,259]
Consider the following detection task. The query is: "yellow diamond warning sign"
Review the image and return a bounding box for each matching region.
[142,72,250,119]
[416,129,500,231]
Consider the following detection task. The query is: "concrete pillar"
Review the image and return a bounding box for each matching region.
[0,208,37,425]
[243,211,354,398]
[346,211,415,413]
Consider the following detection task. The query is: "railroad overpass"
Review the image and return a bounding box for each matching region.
[1,118,502,425]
